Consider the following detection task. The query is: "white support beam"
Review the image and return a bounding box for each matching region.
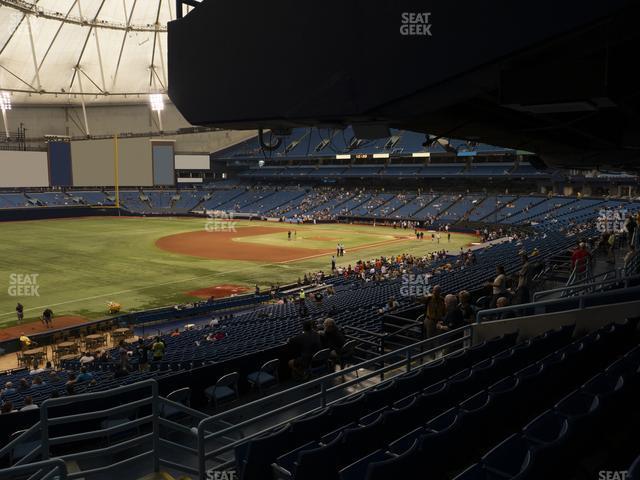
[94,28,108,93]
[75,70,91,136]
[25,14,42,91]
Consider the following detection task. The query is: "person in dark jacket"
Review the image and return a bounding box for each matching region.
[16,303,24,324]
[287,320,322,379]
[136,339,150,371]
[42,308,53,328]
[438,294,466,332]
[320,318,345,358]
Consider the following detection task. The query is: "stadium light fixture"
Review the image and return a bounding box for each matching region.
[0,91,11,111]
[149,93,165,132]
[0,91,10,138]
[149,93,164,112]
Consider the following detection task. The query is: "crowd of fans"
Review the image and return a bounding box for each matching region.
[2,212,638,412]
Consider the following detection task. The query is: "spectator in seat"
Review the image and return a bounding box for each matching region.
[21,396,38,411]
[515,254,531,304]
[1,382,16,396]
[420,285,446,338]
[379,296,400,314]
[30,361,52,375]
[152,337,166,362]
[32,376,45,388]
[1,401,15,414]
[489,265,508,309]
[18,378,30,392]
[437,295,465,332]
[287,320,322,379]
[571,242,592,271]
[76,367,94,383]
[117,340,130,371]
[79,352,95,365]
[497,297,516,319]
[320,318,345,364]
[96,350,109,363]
[136,339,150,372]
[66,373,77,388]
[458,290,476,323]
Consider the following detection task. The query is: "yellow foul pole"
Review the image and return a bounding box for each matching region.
[114,134,120,213]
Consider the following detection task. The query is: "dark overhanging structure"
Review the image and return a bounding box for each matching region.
[168,0,640,171]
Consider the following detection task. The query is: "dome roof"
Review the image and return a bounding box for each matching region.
[0,0,178,105]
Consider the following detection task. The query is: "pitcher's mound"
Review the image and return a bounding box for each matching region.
[156,227,325,261]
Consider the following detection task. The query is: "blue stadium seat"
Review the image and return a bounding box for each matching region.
[360,441,419,480]
[364,380,397,411]
[629,453,640,480]
[247,358,280,394]
[522,409,570,478]
[159,387,191,419]
[204,371,239,408]
[480,433,534,479]
[553,391,600,458]
[289,407,331,442]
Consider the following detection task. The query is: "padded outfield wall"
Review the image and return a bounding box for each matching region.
[0,151,49,188]
[71,137,154,187]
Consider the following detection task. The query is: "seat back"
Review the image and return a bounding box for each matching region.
[290,407,331,441]
[293,433,343,480]
[365,440,419,480]
[260,358,280,381]
[238,424,292,480]
[311,348,331,364]
[481,433,533,478]
[328,394,366,426]
[341,340,358,358]
[217,371,240,389]
[167,387,191,406]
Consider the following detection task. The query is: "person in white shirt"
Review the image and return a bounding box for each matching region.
[30,361,53,376]
[20,396,38,411]
[79,352,95,365]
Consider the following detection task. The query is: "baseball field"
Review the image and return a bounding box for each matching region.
[0,216,478,328]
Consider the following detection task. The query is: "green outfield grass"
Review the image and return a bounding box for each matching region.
[0,217,478,328]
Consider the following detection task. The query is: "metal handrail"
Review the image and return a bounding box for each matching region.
[566,256,593,287]
[477,283,640,322]
[533,272,640,301]
[0,459,67,480]
[194,326,472,479]
[197,333,472,473]
[0,420,41,459]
